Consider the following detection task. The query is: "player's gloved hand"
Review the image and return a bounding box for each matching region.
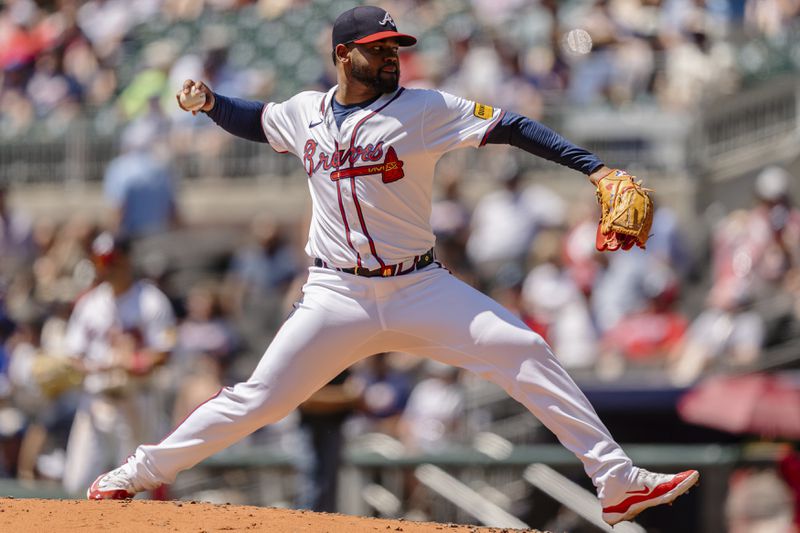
[176,79,216,115]
[594,169,654,251]
[31,355,85,399]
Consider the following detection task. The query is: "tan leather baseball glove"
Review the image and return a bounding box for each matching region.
[31,355,84,399]
[595,169,654,251]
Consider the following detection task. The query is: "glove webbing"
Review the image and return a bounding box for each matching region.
[601,180,651,237]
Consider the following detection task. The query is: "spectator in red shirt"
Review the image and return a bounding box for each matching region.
[598,265,688,380]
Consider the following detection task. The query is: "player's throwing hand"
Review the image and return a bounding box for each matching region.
[176,80,215,115]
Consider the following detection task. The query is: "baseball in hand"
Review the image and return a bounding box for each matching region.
[180,87,207,112]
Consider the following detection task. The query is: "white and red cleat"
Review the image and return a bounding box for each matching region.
[87,466,138,500]
[602,468,699,526]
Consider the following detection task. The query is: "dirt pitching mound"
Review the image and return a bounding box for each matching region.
[0,498,542,532]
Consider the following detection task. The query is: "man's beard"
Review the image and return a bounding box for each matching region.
[351,62,399,93]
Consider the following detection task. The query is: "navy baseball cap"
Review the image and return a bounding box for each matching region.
[332,6,417,48]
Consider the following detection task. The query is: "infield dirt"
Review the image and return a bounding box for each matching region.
[0,498,543,532]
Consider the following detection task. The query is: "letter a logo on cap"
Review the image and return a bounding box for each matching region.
[379,12,395,27]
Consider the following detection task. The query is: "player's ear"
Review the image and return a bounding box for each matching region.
[334,43,351,64]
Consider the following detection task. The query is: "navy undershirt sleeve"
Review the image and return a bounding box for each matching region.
[205,93,268,143]
[486,111,604,175]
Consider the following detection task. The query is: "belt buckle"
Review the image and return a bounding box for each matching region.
[381,266,394,277]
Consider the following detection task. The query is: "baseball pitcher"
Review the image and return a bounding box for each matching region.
[88,6,693,526]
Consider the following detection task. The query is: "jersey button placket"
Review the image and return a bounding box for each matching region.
[345,119,370,269]
[336,121,359,267]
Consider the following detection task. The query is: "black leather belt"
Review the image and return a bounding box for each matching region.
[314,248,434,277]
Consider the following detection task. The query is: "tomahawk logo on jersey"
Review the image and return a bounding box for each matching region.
[329,146,404,183]
[261,86,504,269]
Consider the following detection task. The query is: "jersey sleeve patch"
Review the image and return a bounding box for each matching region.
[473,102,494,120]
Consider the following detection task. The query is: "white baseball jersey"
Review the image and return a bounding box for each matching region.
[64,279,176,495]
[66,280,176,393]
[261,86,505,270]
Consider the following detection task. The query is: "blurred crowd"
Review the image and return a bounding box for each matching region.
[2,0,800,139]
[443,162,800,382]
[0,138,797,504]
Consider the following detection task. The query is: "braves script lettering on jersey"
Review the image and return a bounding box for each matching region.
[91,6,698,525]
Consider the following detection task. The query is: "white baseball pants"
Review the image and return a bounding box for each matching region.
[126,265,634,501]
[65,393,155,495]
